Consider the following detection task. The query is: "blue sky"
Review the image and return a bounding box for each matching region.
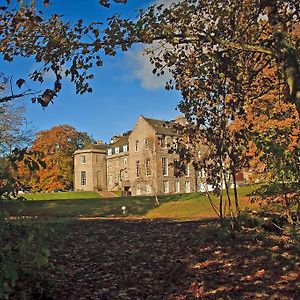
[1,0,181,143]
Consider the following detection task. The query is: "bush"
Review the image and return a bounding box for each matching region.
[0,212,57,299]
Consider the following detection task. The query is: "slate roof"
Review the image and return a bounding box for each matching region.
[143,116,178,136]
[84,143,107,151]
[109,135,129,148]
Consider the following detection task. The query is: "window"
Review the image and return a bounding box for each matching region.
[116,159,119,168]
[173,137,178,149]
[108,160,112,169]
[115,147,119,154]
[124,171,128,181]
[136,184,141,196]
[162,157,168,176]
[163,181,169,194]
[161,136,167,148]
[173,159,180,177]
[185,181,191,193]
[123,157,128,165]
[186,164,190,177]
[108,149,112,156]
[197,150,201,159]
[115,173,120,183]
[135,140,139,152]
[80,171,86,186]
[175,181,180,193]
[145,138,149,150]
[123,145,128,152]
[80,155,86,164]
[145,158,151,176]
[136,160,140,178]
[146,184,152,195]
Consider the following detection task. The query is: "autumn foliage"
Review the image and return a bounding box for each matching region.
[18,125,92,191]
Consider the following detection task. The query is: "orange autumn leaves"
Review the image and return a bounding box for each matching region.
[18,125,91,191]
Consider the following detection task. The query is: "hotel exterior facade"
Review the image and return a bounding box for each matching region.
[74,116,197,196]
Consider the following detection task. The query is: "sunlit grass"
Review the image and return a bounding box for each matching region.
[2,186,258,220]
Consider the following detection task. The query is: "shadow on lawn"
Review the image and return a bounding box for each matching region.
[1,193,203,218]
[46,219,299,300]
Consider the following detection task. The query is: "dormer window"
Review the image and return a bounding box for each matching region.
[161,136,167,148]
[123,145,128,152]
[108,149,112,156]
[115,147,119,154]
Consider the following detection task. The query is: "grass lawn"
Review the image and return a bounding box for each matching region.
[1,186,259,219]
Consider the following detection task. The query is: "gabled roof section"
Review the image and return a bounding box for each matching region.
[143,116,178,136]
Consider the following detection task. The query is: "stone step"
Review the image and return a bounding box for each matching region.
[96,190,118,198]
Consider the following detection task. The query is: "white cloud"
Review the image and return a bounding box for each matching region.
[125,45,172,90]
[124,0,183,90]
[150,0,182,7]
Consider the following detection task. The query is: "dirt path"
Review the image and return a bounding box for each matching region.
[47,219,300,299]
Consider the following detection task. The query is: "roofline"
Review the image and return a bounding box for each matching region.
[74,149,106,155]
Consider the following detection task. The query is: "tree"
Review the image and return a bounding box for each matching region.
[105,0,299,116]
[137,136,160,205]
[0,0,126,106]
[2,1,298,116]
[0,102,34,155]
[18,125,94,191]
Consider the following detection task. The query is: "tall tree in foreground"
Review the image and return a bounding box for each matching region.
[105,0,300,116]
[0,0,126,106]
[1,0,299,117]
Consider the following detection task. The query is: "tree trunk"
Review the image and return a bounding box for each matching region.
[264,1,300,117]
[232,171,240,217]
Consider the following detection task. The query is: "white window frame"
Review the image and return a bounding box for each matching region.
[173,137,178,149]
[136,160,140,178]
[146,183,152,195]
[145,158,151,176]
[108,149,112,156]
[80,155,86,164]
[123,145,128,152]
[135,140,139,152]
[115,147,119,154]
[175,181,180,193]
[185,181,191,193]
[108,160,112,169]
[163,181,169,194]
[124,171,128,181]
[162,157,168,176]
[80,171,87,186]
[136,184,141,196]
[186,164,190,177]
[161,136,167,148]
[123,157,128,165]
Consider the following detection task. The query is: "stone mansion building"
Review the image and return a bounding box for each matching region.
[74,116,197,196]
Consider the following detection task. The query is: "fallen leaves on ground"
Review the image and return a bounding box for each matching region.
[40,219,300,299]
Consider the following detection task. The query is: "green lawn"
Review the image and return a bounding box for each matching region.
[1,186,258,220]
